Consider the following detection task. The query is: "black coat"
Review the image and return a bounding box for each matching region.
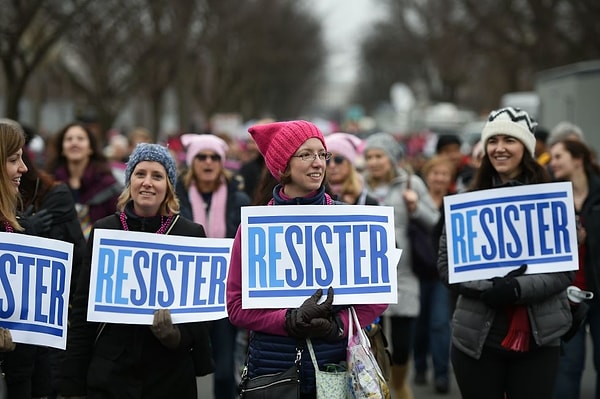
[58,209,212,398]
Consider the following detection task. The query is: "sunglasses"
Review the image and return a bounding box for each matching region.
[326,155,346,165]
[195,153,221,162]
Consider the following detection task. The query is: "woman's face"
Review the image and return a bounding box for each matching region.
[425,163,452,194]
[192,151,223,188]
[5,148,28,196]
[326,153,351,185]
[550,142,580,181]
[486,135,524,182]
[130,161,168,217]
[285,138,327,198]
[62,126,93,163]
[365,148,393,180]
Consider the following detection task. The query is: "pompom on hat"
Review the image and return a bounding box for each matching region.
[325,132,364,163]
[180,133,228,167]
[125,143,177,187]
[481,107,537,156]
[248,120,326,180]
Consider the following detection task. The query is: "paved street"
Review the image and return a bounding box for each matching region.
[197,331,596,398]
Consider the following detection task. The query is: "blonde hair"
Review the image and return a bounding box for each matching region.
[0,120,26,231]
[421,155,456,181]
[116,171,180,215]
[337,166,363,200]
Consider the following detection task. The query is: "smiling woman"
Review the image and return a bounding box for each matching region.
[58,143,213,398]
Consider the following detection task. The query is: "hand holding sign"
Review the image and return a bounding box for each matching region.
[480,264,527,308]
[0,328,15,352]
[151,309,181,349]
[285,287,336,338]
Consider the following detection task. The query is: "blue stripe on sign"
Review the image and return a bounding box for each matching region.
[247,215,388,224]
[98,238,230,253]
[0,320,63,336]
[455,255,573,272]
[94,305,226,314]
[248,285,391,297]
[0,243,69,260]
[449,191,567,211]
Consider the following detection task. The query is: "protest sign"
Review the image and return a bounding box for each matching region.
[88,230,233,324]
[444,182,578,283]
[240,205,401,308]
[0,232,73,349]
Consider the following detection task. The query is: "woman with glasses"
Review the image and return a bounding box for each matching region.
[227,120,387,398]
[325,132,378,206]
[176,133,251,399]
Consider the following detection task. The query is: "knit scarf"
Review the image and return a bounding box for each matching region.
[188,178,227,238]
[269,184,333,206]
[501,306,530,352]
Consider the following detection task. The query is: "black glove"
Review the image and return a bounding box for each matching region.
[285,287,334,338]
[20,205,53,235]
[307,315,344,340]
[299,287,334,322]
[480,264,527,308]
[150,309,181,349]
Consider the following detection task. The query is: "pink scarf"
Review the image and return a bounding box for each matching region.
[188,178,228,238]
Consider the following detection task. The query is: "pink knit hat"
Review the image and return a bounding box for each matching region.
[180,133,228,167]
[325,132,364,163]
[248,120,326,180]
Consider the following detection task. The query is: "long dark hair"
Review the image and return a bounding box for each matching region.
[19,150,59,211]
[470,147,550,190]
[46,122,111,174]
[553,139,600,179]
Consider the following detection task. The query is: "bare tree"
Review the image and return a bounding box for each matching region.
[0,0,92,119]
[191,0,326,121]
[355,0,600,114]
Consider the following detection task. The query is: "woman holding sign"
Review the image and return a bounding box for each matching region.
[59,143,212,399]
[437,107,574,399]
[226,120,387,398]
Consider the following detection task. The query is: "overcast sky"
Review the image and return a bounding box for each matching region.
[306,0,385,84]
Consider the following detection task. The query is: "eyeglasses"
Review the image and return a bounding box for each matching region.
[195,153,221,162]
[326,155,346,165]
[292,151,332,162]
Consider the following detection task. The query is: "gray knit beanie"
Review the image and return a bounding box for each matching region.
[363,132,404,164]
[125,143,177,187]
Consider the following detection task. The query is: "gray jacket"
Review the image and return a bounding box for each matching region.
[364,168,439,317]
[437,228,573,359]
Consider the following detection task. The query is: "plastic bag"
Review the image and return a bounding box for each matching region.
[347,307,390,399]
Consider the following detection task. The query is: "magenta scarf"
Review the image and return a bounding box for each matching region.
[188,178,227,238]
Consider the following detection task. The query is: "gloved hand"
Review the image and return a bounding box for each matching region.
[285,287,334,338]
[0,327,16,352]
[150,309,181,349]
[20,205,53,235]
[307,315,344,340]
[480,264,527,308]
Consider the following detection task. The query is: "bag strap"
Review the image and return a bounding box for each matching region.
[165,214,180,235]
[306,338,320,372]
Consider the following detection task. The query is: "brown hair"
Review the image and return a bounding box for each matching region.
[0,120,26,230]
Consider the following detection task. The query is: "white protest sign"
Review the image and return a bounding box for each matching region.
[240,205,401,308]
[0,232,73,350]
[444,182,578,284]
[88,230,233,324]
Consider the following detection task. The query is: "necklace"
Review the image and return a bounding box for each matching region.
[3,220,13,233]
[119,211,174,234]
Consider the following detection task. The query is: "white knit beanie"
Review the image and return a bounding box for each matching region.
[481,107,537,156]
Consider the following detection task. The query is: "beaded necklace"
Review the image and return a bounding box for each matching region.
[3,220,13,233]
[119,211,173,234]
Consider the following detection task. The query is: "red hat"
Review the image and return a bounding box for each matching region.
[248,120,326,181]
